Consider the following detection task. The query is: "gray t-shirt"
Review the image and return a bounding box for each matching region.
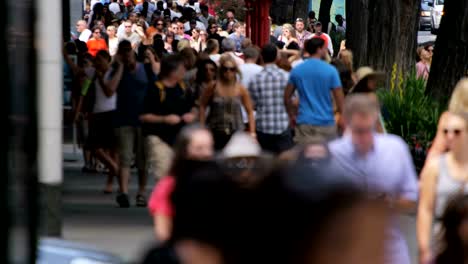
[118,32,141,47]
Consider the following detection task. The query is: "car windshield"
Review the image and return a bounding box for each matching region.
[436,0,444,5]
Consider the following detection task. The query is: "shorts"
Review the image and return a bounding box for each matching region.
[146,135,174,179]
[115,126,146,170]
[87,111,116,150]
[294,124,337,144]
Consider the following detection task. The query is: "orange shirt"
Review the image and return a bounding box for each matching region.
[87,38,108,57]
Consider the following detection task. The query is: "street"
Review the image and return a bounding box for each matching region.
[62,145,157,263]
[418,30,437,44]
[62,144,419,264]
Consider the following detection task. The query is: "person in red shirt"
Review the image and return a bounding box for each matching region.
[148,125,214,241]
[87,26,108,57]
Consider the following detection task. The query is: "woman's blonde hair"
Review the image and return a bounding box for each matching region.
[218,54,241,83]
[282,24,296,39]
[449,78,468,113]
[338,49,354,72]
[107,25,116,33]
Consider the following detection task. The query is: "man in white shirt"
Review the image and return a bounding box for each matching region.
[117,12,138,37]
[221,38,244,66]
[109,0,121,15]
[239,47,263,88]
[118,21,142,50]
[198,4,213,29]
[311,22,334,56]
[76,20,92,42]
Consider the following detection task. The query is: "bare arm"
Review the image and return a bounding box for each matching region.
[240,86,256,135]
[199,83,215,126]
[102,62,124,96]
[284,83,297,120]
[332,88,345,130]
[139,114,166,123]
[417,157,439,264]
[153,214,172,242]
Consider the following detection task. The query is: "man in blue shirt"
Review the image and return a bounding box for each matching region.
[284,38,344,144]
[228,22,246,53]
[329,94,418,264]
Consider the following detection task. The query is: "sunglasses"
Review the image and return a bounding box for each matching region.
[125,26,132,28]
[443,128,463,136]
[157,23,164,25]
[425,47,434,52]
[222,66,236,72]
[94,31,101,34]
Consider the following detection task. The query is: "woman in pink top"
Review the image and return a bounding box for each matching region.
[148,125,214,241]
[416,44,433,81]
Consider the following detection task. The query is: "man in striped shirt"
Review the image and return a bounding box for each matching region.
[248,44,293,154]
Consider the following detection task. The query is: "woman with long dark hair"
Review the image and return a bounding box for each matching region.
[193,59,217,102]
[147,125,214,241]
[435,194,468,264]
[88,3,105,29]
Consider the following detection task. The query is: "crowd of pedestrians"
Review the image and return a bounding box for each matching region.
[63,1,468,264]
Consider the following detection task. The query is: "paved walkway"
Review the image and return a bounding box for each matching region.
[62,145,156,263]
[61,145,418,263]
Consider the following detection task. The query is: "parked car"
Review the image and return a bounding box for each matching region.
[37,238,123,264]
[420,2,432,30]
[429,0,444,34]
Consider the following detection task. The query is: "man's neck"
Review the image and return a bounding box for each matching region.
[161,79,178,88]
[310,54,321,59]
[297,30,303,34]
[245,59,256,64]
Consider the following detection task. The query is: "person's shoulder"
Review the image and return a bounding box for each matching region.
[377,134,409,150]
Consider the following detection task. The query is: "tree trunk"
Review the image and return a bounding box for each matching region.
[318,0,333,33]
[346,0,420,87]
[426,0,468,98]
[293,0,309,22]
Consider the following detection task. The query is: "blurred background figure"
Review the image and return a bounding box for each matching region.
[416,44,433,81]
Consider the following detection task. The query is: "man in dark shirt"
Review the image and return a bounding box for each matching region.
[140,54,197,180]
[104,40,149,208]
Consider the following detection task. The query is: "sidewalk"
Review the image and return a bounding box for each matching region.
[62,144,156,263]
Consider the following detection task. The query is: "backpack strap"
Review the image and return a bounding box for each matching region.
[155,81,166,103]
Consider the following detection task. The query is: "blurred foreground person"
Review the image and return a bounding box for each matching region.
[329,94,418,264]
[220,132,271,187]
[418,112,468,264]
[140,159,389,264]
[140,54,197,180]
[148,125,214,242]
[435,194,468,264]
[426,78,468,161]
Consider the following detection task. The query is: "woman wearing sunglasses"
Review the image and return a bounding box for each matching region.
[418,108,468,264]
[199,54,256,150]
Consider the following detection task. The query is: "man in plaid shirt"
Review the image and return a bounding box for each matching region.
[248,44,293,154]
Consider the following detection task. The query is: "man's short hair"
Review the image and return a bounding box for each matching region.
[243,47,259,60]
[200,4,209,12]
[261,43,278,63]
[232,22,242,29]
[205,39,219,54]
[343,94,379,121]
[304,38,325,55]
[222,38,236,52]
